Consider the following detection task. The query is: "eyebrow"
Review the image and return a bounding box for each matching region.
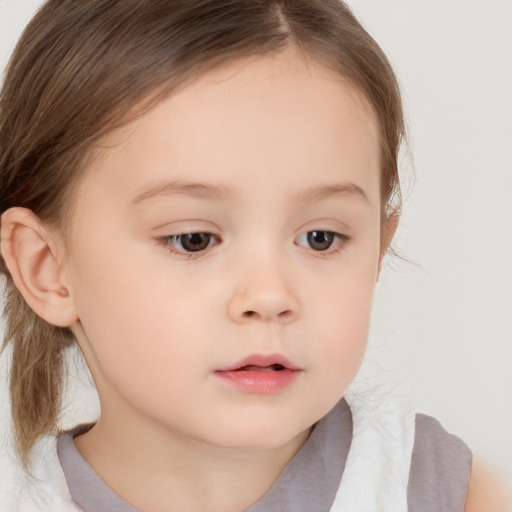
[294,182,369,205]
[132,180,231,204]
[131,179,369,205]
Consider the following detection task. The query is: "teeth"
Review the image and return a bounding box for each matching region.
[238,364,285,371]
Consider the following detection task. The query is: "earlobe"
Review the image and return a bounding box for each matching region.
[0,207,77,327]
[377,213,399,281]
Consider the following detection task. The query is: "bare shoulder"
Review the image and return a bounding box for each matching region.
[464,457,511,512]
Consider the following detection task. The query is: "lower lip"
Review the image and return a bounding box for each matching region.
[213,369,301,394]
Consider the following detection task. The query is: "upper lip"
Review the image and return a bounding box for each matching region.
[216,353,302,372]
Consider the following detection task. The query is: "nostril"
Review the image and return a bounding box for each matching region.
[241,309,293,321]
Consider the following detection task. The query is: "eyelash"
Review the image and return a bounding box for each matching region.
[156,233,220,260]
[156,231,350,259]
[295,231,349,258]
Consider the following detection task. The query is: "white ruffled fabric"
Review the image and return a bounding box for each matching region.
[332,389,415,511]
[0,344,99,511]
[0,344,416,512]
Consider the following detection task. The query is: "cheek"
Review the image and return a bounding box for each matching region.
[68,236,195,388]
[313,288,372,373]
[71,275,206,421]
[303,254,378,380]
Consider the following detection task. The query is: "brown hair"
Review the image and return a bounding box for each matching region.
[0,0,404,465]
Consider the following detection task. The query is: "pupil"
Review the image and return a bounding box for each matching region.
[308,231,334,251]
[182,233,210,252]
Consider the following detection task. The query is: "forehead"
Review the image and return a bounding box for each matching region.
[84,49,381,209]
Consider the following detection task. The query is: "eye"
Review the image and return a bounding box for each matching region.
[159,232,220,255]
[295,230,348,252]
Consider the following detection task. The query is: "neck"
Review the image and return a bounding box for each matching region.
[74,407,312,512]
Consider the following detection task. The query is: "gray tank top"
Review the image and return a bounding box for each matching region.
[57,399,471,512]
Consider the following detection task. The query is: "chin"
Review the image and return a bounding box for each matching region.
[196,416,314,452]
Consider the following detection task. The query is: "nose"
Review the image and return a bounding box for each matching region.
[227,250,300,325]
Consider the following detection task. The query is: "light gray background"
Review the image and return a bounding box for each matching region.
[1,0,511,483]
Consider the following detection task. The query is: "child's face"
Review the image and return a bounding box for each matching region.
[64,49,384,451]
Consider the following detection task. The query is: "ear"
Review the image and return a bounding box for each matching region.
[377,212,399,281]
[0,207,78,327]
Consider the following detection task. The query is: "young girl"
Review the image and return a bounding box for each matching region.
[0,1,509,511]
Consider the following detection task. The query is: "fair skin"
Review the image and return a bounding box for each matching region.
[1,49,509,511]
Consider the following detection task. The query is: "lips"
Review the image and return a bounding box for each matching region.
[213,354,302,394]
[216,353,301,372]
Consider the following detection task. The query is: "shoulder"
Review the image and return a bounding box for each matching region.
[464,458,511,512]
[408,414,511,512]
[407,413,472,511]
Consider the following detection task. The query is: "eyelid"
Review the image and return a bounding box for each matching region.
[151,219,219,232]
